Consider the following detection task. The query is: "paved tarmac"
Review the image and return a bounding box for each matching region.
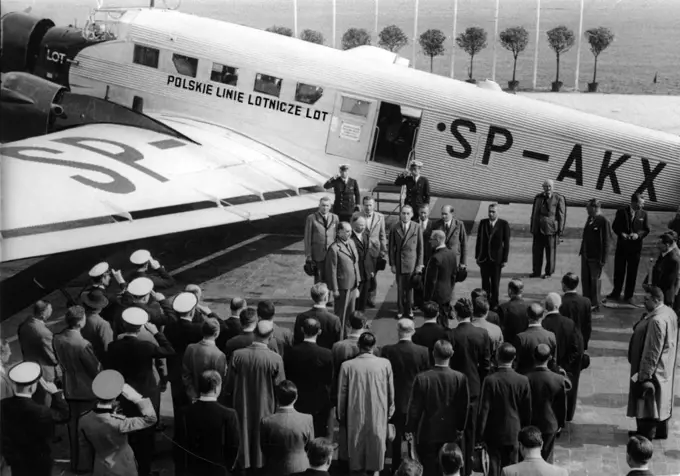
[2,202,678,476]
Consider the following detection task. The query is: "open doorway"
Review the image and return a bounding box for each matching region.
[370,101,422,168]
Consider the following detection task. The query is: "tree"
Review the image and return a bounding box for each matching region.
[419,29,447,73]
[455,27,487,80]
[300,29,324,45]
[341,28,371,50]
[265,25,293,37]
[499,26,529,83]
[546,25,575,84]
[378,25,408,53]
[584,26,614,84]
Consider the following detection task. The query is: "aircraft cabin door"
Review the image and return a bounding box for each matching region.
[325,94,378,162]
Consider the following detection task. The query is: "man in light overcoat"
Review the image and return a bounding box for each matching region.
[304,197,340,285]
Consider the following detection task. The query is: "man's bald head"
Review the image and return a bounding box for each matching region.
[431,230,446,246]
[544,292,562,312]
[534,343,552,364]
[397,318,415,337]
[230,297,247,314]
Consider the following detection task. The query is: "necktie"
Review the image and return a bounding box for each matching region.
[403,223,408,234]
[446,222,450,234]
[322,215,328,228]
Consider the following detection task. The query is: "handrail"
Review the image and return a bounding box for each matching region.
[369,125,380,162]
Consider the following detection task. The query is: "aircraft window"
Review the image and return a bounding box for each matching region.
[172,53,198,78]
[295,82,324,105]
[341,97,370,117]
[133,45,159,68]
[254,73,282,98]
[211,63,238,86]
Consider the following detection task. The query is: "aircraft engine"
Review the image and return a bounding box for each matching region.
[0,12,56,74]
[0,71,66,143]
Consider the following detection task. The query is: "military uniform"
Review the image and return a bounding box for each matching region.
[394,171,430,222]
[324,175,360,223]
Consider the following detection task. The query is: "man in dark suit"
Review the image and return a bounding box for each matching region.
[415,204,436,309]
[542,293,583,397]
[291,438,335,476]
[0,361,69,476]
[395,160,430,222]
[184,370,241,476]
[530,179,566,278]
[381,319,430,470]
[644,232,680,308]
[285,318,333,438]
[449,298,491,476]
[475,203,511,309]
[424,230,458,316]
[350,215,373,311]
[389,205,424,318]
[514,303,557,375]
[608,193,650,304]
[625,435,655,476]
[434,205,468,278]
[293,283,342,350]
[526,344,567,464]
[413,302,452,366]
[580,198,612,311]
[477,343,532,476]
[223,308,279,361]
[304,197,340,285]
[498,279,529,344]
[405,340,469,476]
[104,307,176,476]
[558,272,591,421]
[323,164,360,223]
[472,288,502,326]
[326,222,362,332]
[216,297,246,350]
[353,197,388,308]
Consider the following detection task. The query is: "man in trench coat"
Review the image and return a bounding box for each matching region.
[627,286,679,440]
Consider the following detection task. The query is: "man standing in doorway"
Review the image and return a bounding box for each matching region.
[324,164,360,224]
[530,179,566,279]
[579,199,612,312]
[607,193,650,305]
[395,160,430,222]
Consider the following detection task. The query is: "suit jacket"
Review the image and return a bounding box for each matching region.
[380,340,430,415]
[498,297,530,344]
[53,329,101,401]
[389,221,424,274]
[291,470,330,476]
[542,312,583,374]
[351,231,374,281]
[304,212,340,262]
[323,177,360,216]
[127,266,175,290]
[514,326,558,375]
[625,470,655,476]
[475,218,511,264]
[163,318,205,389]
[182,340,227,401]
[579,214,612,263]
[260,408,314,474]
[478,368,532,445]
[612,206,650,251]
[647,247,680,306]
[530,192,566,236]
[223,331,279,362]
[501,456,568,476]
[560,292,592,351]
[394,174,430,211]
[216,316,242,350]
[184,400,241,475]
[449,322,492,399]
[423,246,458,305]
[293,307,341,350]
[433,218,468,266]
[412,322,451,366]
[284,342,333,415]
[271,324,294,359]
[405,366,469,444]
[81,313,114,364]
[418,218,436,263]
[356,211,387,258]
[325,239,361,291]
[526,367,567,434]
[0,393,69,467]
[17,317,58,382]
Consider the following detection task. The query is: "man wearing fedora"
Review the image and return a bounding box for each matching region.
[81,290,114,363]
[324,164,361,224]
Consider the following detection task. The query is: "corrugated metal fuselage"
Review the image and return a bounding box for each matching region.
[67,9,680,211]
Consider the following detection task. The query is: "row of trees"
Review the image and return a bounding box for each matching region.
[265,24,615,92]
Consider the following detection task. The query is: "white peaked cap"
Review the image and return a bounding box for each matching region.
[89,262,110,278]
[122,307,149,326]
[8,361,42,385]
[172,292,198,313]
[130,249,152,265]
[127,277,154,297]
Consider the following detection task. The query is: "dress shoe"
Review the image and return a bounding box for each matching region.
[542,274,552,279]
[529,273,541,278]
[396,313,403,319]
[591,305,601,312]
[606,293,620,301]
[408,313,414,319]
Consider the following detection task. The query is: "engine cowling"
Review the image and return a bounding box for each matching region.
[0,12,55,74]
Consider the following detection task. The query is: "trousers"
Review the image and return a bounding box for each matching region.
[486,443,519,476]
[581,257,604,306]
[612,244,641,298]
[67,399,96,471]
[480,262,502,308]
[532,234,557,276]
[396,273,414,316]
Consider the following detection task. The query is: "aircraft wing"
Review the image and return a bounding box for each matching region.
[0,123,329,262]
[519,93,680,136]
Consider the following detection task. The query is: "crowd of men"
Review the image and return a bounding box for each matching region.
[0,161,678,476]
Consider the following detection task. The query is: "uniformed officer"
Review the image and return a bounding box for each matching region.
[324,164,361,223]
[0,361,69,476]
[84,262,126,300]
[394,160,431,222]
[110,277,168,336]
[77,370,158,476]
[127,249,175,290]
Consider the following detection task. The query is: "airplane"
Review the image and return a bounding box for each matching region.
[1,5,679,264]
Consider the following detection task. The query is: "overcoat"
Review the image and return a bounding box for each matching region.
[627,304,679,421]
